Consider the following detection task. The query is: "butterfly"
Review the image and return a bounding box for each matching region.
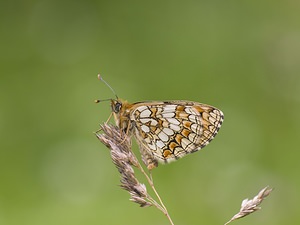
[96,75,224,169]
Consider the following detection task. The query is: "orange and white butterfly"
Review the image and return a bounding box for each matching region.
[96,75,224,168]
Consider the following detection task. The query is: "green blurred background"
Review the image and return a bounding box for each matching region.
[1,1,300,224]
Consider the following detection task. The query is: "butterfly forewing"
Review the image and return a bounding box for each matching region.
[128,101,224,163]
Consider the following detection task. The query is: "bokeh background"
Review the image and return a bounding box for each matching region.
[1,1,300,225]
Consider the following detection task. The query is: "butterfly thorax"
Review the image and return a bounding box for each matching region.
[111,99,134,133]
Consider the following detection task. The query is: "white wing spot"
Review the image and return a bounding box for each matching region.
[185,107,196,115]
[163,112,175,118]
[140,109,151,118]
[141,124,150,133]
[137,106,148,111]
[169,124,181,132]
[166,118,180,125]
[173,147,186,158]
[188,133,197,142]
[191,123,199,133]
[163,127,174,136]
[140,118,151,124]
[181,138,191,149]
[188,114,197,123]
[209,116,216,124]
[163,105,177,112]
[158,131,169,142]
[150,118,158,126]
[156,140,165,148]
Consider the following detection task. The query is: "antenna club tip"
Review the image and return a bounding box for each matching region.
[94,99,101,103]
[97,74,102,80]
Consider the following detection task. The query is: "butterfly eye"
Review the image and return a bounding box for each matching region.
[113,101,122,113]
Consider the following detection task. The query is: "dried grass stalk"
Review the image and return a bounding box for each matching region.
[224,186,273,225]
[95,124,174,224]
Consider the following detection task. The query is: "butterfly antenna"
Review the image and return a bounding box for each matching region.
[97,74,118,99]
[94,98,111,103]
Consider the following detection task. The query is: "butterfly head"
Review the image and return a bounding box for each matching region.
[110,98,133,130]
[111,99,122,114]
[95,74,132,130]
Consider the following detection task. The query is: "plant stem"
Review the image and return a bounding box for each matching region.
[137,162,175,225]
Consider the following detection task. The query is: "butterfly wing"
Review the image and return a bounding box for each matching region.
[129,101,224,163]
